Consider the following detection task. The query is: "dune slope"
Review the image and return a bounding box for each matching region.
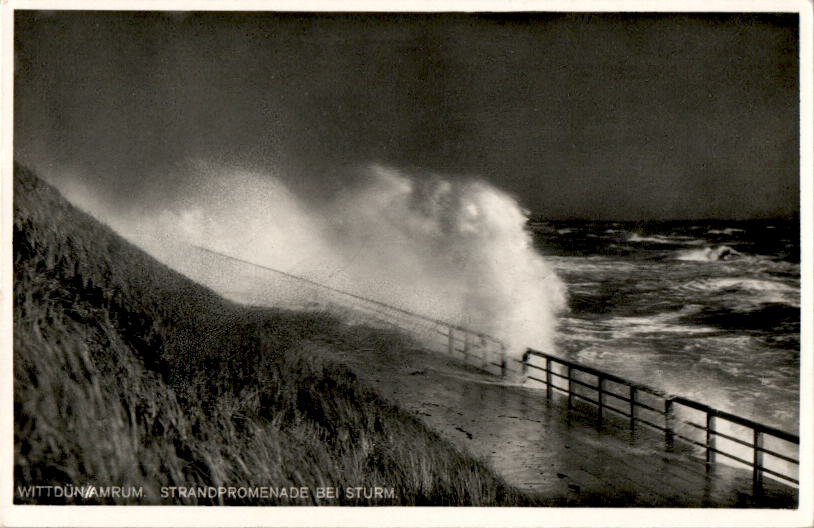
[12,163,532,505]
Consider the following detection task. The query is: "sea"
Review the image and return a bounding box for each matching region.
[528,217,801,434]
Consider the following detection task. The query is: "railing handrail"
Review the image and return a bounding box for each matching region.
[669,396,799,444]
[526,348,799,446]
[525,349,672,398]
[524,347,800,495]
[193,245,797,497]
[193,244,504,345]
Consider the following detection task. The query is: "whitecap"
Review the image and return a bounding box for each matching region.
[628,233,705,245]
[601,307,716,339]
[678,277,800,308]
[675,245,740,262]
[707,227,746,235]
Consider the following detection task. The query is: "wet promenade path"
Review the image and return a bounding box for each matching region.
[306,327,798,508]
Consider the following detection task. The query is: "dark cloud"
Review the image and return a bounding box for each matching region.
[14,11,799,219]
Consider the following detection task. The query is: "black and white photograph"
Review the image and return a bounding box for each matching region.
[2,1,812,526]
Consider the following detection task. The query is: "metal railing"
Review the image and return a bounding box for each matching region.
[193,245,799,497]
[325,290,509,375]
[519,349,800,495]
[192,245,509,374]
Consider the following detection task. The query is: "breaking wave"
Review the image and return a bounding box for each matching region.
[677,278,799,308]
[56,161,568,358]
[675,245,740,262]
[627,233,705,245]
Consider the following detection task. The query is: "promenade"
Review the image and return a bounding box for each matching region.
[305,329,797,507]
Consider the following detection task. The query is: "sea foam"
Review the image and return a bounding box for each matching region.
[56,161,568,358]
[675,245,740,262]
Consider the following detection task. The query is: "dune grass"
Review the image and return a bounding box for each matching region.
[12,163,537,505]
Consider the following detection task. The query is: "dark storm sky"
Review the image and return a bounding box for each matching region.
[14,11,799,219]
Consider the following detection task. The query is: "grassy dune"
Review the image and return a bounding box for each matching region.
[12,163,535,505]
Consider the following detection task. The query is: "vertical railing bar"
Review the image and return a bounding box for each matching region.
[447,326,454,357]
[629,386,638,433]
[545,357,552,399]
[463,332,470,363]
[706,411,716,471]
[665,398,674,451]
[597,375,605,428]
[522,349,530,376]
[567,366,574,410]
[753,429,764,496]
[500,343,507,377]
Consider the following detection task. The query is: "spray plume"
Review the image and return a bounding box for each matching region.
[55,162,567,358]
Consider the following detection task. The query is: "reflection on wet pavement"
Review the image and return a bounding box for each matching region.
[306,332,797,507]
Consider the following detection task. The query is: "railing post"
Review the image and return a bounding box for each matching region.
[500,344,507,377]
[665,398,674,451]
[545,357,552,399]
[447,326,454,357]
[567,366,573,409]
[597,376,605,428]
[481,335,488,368]
[463,333,470,363]
[753,429,764,496]
[706,411,716,471]
[522,350,530,375]
[629,386,638,432]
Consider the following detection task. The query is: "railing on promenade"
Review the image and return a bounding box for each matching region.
[192,245,508,375]
[193,245,799,498]
[519,348,800,496]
